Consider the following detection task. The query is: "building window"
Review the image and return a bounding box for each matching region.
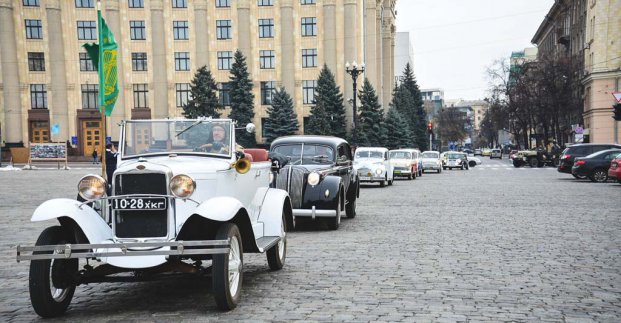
[219,83,231,106]
[301,17,317,36]
[261,81,276,105]
[176,83,191,108]
[175,52,190,71]
[258,0,273,6]
[258,19,274,38]
[81,84,98,109]
[217,51,233,70]
[172,0,187,8]
[25,19,42,39]
[131,52,147,71]
[23,0,39,6]
[216,0,230,7]
[302,80,317,104]
[216,20,232,39]
[173,21,189,40]
[30,84,47,109]
[133,84,148,108]
[128,0,144,8]
[28,52,45,71]
[130,20,146,40]
[79,52,96,71]
[259,50,275,69]
[77,21,97,40]
[302,49,317,68]
[75,0,94,8]
[301,0,316,4]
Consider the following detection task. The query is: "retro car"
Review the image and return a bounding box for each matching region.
[467,155,482,167]
[442,151,469,170]
[354,147,394,186]
[421,151,442,173]
[490,149,502,159]
[16,118,293,317]
[270,136,359,230]
[389,149,418,179]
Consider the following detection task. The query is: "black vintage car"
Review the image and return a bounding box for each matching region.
[270,136,359,230]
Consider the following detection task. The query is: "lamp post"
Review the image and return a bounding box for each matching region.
[345,61,365,145]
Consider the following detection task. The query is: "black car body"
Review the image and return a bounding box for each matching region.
[558,143,621,176]
[270,136,359,230]
[571,149,621,182]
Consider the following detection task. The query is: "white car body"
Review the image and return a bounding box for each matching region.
[389,149,417,179]
[354,147,394,186]
[467,156,482,167]
[421,151,442,172]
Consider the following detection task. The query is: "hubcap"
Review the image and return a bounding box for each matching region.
[278,217,286,261]
[228,236,241,296]
[594,171,606,182]
[49,257,69,303]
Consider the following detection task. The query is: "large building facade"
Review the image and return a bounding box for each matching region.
[0,0,397,156]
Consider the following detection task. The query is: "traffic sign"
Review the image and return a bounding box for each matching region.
[613,92,621,103]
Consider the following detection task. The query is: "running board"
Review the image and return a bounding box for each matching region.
[256,236,280,253]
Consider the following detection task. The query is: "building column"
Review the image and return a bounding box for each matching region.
[151,0,168,119]
[194,0,209,69]
[344,0,358,131]
[0,0,22,143]
[280,0,295,94]
[364,0,378,96]
[106,0,123,140]
[237,0,252,70]
[376,3,384,111]
[382,10,394,111]
[323,0,337,72]
[46,0,69,142]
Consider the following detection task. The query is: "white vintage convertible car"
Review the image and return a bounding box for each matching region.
[16,118,292,317]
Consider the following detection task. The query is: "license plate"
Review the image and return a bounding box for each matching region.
[394,170,401,174]
[360,176,371,180]
[111,197,167,211]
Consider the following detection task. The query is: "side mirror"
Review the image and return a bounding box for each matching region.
[246,123,256,133]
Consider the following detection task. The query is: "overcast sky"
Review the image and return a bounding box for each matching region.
[395,0,554,101]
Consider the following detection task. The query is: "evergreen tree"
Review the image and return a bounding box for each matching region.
[263,87,299,144]
[357,78,385,146]
[228,50,256,147]
[306,65,346,138]
[398,63,428,150]
[390,85,415,147]
[383,107,410,149]
[183,66,222,118]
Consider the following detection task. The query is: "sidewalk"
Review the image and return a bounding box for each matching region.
[1,161,102,171]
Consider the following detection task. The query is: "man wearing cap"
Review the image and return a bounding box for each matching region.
[201,123,230,154]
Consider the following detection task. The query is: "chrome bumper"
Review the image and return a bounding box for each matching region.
[16,240,230,262]
[293,206,337,220]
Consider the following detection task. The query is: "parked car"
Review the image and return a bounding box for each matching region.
[607,152,621,184]
[490,149,502,159]
[421,151,442,173]
[474,148,482,156]
[389,149,418,179]
[558,143,621,178]
[269,136,359,230]
[509,149,518,160]
[442,151,469,170]
[571,149,621,182]
[467,155,482,167]
[354,147,394,187]
[16,119,293,317]
[481,148,492,157]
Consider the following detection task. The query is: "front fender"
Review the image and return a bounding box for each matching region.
[31,198,113,244]
[193,196,244,222]
[257,188,291,237]
[303,176,342,210]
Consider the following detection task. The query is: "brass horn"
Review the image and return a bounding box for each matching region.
[232,157,251,174]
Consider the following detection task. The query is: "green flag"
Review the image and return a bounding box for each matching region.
[83,13,118,117]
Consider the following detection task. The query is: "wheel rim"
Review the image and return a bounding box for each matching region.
[336,196,341,225]
[228,236,241,296]
[277,218,286,261]
[593,171,607,182]
[49,258,69,303]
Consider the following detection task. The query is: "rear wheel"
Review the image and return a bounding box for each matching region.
[589,169,608,183]
[528,158,538,168]
[266,213,286,271]
[345,196,356,218]
[213,223,243,311]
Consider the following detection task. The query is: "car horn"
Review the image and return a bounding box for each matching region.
[232,152,251,174]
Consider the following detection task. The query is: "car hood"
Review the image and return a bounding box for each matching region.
[290,164,334,173]
[117,156,232,178]
[354,158,385,168]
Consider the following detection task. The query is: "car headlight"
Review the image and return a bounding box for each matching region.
[308,172,320,186]
[456,159,461,163]
[78,174,107,200]
[375,168,383,175]
[170,174,196,198]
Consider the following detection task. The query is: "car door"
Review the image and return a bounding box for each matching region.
[336,144,352,192]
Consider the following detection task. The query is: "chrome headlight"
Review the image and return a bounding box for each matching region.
[170,174,196,198]
[375,168,383,175]
[308,172,320,186]
[78,175,107,200]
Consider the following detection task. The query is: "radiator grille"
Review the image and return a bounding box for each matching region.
[275,166,305,209]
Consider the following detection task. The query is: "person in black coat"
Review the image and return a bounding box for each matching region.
[105,143,118,185]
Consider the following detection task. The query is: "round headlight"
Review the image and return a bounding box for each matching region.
[170,174,196,198]
[308,172,320,186]
[78,175,107,200]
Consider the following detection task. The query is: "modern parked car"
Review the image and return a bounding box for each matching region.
[389,149,418,179]
[442,151,469,170]
[421,151,442,173]
[490,149,502,159]
[558,143,621,178]
[270,136,359,230]
[354,147,394,187]
[572,149,621,182]
[607,152,621,184]
[467,155,482,167]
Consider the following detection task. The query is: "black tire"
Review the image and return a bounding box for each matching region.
[461,164,464,170]
[29,226,78,318]
[437,169,441,174]
[407,172,413,180]
[528,158,538,168]
[327,192,341,230]
[266,213,287,271]
[618,179,621,184]
[379,177,386,187]
[572,173,587,179]
[442,166,446,170]
[589,169,608,183]
[388,177,393,185]
[345,194,356,219]
[213,223,243,311]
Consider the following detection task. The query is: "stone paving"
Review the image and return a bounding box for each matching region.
[0,158,620,322]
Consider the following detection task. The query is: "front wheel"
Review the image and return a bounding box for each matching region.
[589,169,608,183]
[266,213,287,270]
[213,223,243,311]
[327,193,341,230]
[29,226,78,318]
[528,158,538,168]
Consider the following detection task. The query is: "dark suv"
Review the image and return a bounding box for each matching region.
[558,143,621,178]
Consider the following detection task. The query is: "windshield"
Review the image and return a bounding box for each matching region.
[389,151,411,159]
[447,153,465,159]
[272,144,334,165]
[121,120,233,158]
[355,150,384,159]
[422,152,438,158]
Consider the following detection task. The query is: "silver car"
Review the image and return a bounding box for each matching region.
[421,151,442,173]
[490,149,503,159]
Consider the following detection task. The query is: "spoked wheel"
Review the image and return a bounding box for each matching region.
[327,193,341,230]
[213,223,243,311]
[267,212,287,270]
[589,169,608,183]
[29,226,78,318]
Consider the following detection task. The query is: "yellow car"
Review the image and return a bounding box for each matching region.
[481,148,492,156]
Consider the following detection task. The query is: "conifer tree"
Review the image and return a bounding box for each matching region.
[390,85,415,147]
[357,78,385,146]
[383,107,410,149]
[263,87,299,144]
[228,50,256,147]
[399,63,428,150]
[183,66,222,118]
[306,65,346,138]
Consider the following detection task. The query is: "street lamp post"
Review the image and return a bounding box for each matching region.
[345,61,365,145]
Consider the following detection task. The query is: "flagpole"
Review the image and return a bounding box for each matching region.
[98,0,106,179]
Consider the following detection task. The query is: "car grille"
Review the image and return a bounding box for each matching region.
[113,173,168,238]
[357,167,371,176]
[393,166,409,171]
[275,166,305,209]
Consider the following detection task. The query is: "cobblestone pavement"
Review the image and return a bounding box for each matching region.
[1,158,620,322]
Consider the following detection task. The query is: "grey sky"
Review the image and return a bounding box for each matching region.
[395,0,554,101]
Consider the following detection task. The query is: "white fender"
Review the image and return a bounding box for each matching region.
[193,196,244,221]
[257,188,289,237]
[31,198,113,244]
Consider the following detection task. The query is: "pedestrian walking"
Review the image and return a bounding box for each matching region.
[92,148,98,164]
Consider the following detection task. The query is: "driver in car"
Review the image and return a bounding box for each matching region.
[200,123,230,154]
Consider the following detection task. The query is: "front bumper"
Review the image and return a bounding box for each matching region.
[423,164,441,170]
[293,206,337,219]
[358,175,386,182]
